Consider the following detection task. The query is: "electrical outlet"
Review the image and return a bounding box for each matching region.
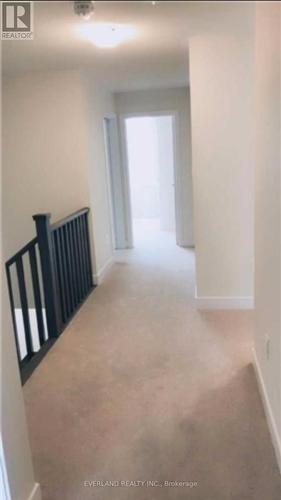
[265,334,270,360]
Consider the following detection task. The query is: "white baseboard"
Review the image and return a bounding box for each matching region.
[252,348,281,474]
[93,258,113,285]
[195,295,254,310]
[0,439,41,500]
[27,483,42,500]
[177,240,195,248]
[26,483,42,500]
[0,435,11,500]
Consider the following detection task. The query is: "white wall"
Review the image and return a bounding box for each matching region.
[1,63,41,500]
[2,70,115,277]
[82,74,115,273]
[115,87,194,247]
[1,281,41,500]
[189,34,254,302]
[254,1,281,461]
[1,71,41,499]
[2,70,91,260]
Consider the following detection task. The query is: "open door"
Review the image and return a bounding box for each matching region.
[105,112,187,249]
[104,115,132,249]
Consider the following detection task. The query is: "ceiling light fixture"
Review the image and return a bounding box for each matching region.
[78,23,136,48]
[74,1,95,21]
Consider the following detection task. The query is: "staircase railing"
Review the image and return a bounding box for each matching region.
[5,207,94,383]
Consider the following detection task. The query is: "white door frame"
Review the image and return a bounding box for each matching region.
[119,110,185,247]
[103,113,131,249]
[103,113,117,252]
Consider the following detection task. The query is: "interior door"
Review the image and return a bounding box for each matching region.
[104,116,129,249]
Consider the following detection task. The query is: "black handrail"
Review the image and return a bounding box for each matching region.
[51,207,89,230]
[5,237,37,267]
[5,207,95,383]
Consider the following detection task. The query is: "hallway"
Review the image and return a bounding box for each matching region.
[23,226,281,500]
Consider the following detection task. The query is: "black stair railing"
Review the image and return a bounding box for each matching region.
[5,207,95,383]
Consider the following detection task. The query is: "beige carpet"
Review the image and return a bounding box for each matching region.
[24,219,281,500]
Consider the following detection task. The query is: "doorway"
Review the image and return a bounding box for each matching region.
[104,112,183,250]
[124,114,177,246]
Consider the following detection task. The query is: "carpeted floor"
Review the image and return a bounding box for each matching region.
[24,219,281,500]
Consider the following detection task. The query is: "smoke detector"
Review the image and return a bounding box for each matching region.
[74,1,95,20]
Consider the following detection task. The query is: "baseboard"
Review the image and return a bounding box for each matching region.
[176,239,195,248]
[252,348,281,474]
[178,243,195,249]
[93,258,113,285]
[1,446,41,500]
[195,295,254,310]
[0,436,11,500]
[27,483,42,500]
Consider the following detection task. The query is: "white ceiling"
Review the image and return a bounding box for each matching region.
[2,1,255,91]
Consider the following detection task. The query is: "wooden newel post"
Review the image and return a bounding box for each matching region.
[33,213,60,338]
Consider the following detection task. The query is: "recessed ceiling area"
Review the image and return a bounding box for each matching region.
[1,1,255,92]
